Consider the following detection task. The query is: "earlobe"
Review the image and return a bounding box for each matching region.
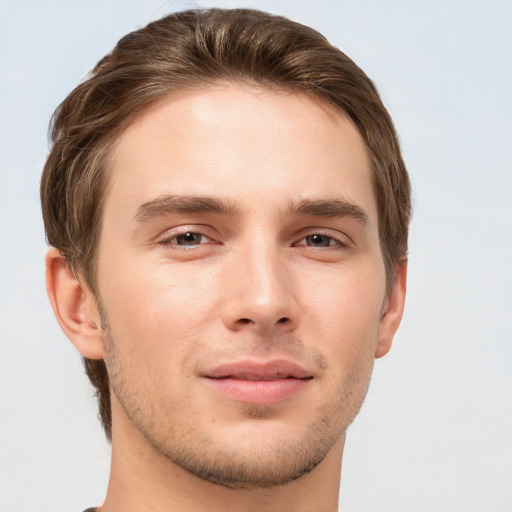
[45,247,105,359]
[375,261,407,359]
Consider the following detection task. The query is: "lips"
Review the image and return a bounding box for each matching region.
[202,359,313,404]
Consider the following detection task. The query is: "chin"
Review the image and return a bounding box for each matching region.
[160,431,333,489]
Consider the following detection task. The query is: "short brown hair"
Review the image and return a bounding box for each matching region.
[41,8,411,439]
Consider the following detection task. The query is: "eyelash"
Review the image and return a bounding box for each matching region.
[294,233,350,249]
[158,230,216,249]
[158,228,350,250]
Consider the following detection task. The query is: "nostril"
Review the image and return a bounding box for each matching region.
[231,316,294,330]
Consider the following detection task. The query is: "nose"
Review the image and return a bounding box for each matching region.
[220,241,300,335]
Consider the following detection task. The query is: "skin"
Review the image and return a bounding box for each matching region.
[46,85,406,512]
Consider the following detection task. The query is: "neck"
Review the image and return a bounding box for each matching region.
[100,401,344,512]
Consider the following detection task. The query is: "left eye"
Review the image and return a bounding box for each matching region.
[165,232,211,247]
[298,234,341,248]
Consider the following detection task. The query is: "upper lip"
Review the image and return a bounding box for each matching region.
[202,359,313,381]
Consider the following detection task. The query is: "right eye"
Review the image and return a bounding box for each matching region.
[159,231,213,249]
[298,234,344,248]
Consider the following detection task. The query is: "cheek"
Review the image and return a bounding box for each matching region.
[98,263,219,411]
[98,259,220,358]
[296,262,385,385]
[300,262,385,337]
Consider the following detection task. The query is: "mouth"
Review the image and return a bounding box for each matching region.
[201,359,313,404]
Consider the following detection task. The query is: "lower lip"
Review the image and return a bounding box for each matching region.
[205,378,310,404]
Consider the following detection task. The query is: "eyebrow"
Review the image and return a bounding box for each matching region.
[135,194,239,222]
[287,198,369,225]
[135,194,369,226]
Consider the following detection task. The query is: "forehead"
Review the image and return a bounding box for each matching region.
[106,85,376,222]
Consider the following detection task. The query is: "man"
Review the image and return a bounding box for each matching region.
[41,8,410,512]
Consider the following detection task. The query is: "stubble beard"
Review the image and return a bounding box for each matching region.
[102,323,373,490]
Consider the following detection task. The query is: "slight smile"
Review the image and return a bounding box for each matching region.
[202,359,314,404]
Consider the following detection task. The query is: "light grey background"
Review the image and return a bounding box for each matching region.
[0,1,511,511]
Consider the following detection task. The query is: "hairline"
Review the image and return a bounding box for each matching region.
[75,84,396,303]
[81,81,392,297]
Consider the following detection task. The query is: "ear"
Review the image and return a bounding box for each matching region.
[45,247,105,359]
[375,261,407,359]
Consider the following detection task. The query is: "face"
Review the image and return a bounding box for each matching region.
[94,85,399,488]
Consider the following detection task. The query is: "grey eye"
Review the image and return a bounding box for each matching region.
[305,234,335,247]
[175,232,205,245]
